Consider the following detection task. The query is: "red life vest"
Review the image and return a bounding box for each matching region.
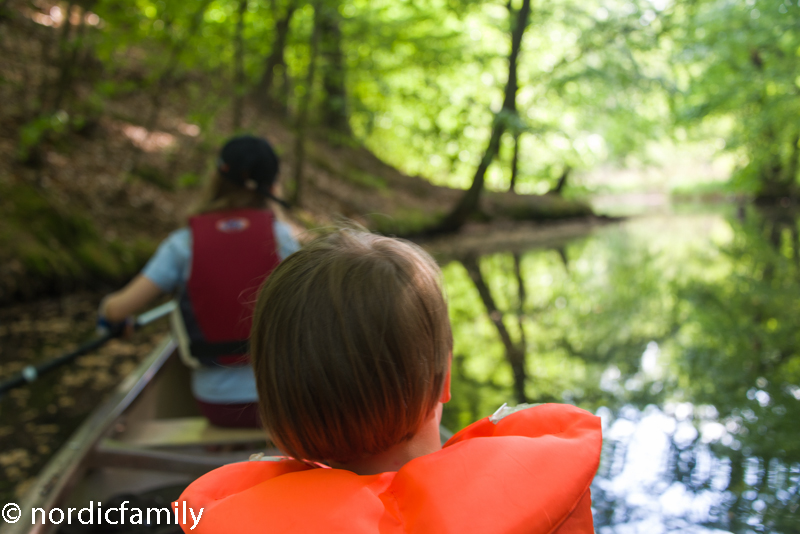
[177,403,601,534]
[178,209,280,366]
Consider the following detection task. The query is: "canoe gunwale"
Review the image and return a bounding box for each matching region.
[90,439,233,476]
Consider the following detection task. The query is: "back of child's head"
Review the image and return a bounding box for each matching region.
[251,229,452,463]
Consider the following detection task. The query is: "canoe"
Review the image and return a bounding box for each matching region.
[0,336,275,534]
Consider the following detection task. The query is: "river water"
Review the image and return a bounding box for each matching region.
[0,294,169,504]
[1,205,797,532]
[438,204,799,533]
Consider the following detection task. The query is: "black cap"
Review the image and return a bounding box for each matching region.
[218,135,288,206]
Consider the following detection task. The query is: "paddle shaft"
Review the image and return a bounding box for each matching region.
[0,301,176,397]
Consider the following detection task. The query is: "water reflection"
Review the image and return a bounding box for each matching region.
[439,207,800,533]
[593,404,732,533]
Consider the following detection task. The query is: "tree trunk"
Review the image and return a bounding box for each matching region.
[549,165,571,195]
[316,0,350,134]
[784,134,800,200]
[34,13,56,114]
[508,132,520,193]
[462,255,529,404]
[0,4,27,115]
[256,0,297,111]
[756,158,792,202]
[290,3,321,206]
[40,2,74,111]
[512,252,527,351]
[433,0,531,234]
[556,247,569,271]
[755,115,800,202]
[52,5,91,113]
[232,0,248,130]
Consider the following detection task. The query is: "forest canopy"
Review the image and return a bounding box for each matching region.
[3,0,799,201]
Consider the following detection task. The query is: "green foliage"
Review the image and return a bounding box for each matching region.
[5,182,96,248]
[669,0,800,198]
[343,0,670,193]
[0,181,156,287]
[344,169,387,190]
[177,171,203,188]
[84,0,657,195]
[18,112,70,161]
[14,0,799,200]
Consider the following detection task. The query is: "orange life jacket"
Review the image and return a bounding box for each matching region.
[177,403,601,534]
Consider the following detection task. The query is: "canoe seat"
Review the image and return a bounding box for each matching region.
[119,417,269,448]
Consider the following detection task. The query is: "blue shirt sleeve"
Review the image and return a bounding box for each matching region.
[274,220,300,260]
[141,228,191,292]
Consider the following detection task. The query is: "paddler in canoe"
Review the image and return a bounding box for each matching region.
[178,229,602,533]
[98,135,299,428]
